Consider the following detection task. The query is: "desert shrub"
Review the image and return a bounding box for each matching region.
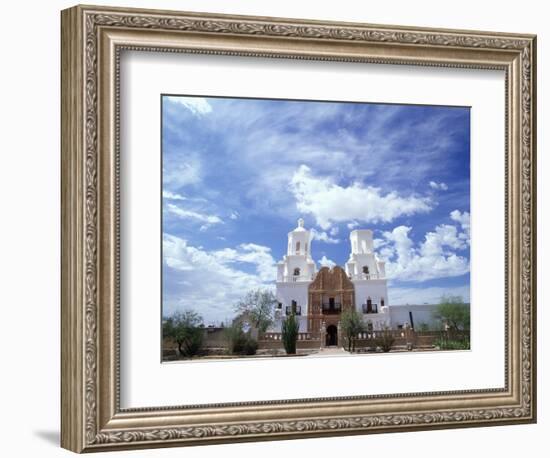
[162,310,204,358]
[225,324,258,355]
[242,338,258,355]
[374,328,395,352]
[434,336,470,350]
[418,322,430,332]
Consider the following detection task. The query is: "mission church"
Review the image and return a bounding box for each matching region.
[270,219,439,344]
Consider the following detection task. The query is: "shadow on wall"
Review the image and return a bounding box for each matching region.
[33,430,59,446]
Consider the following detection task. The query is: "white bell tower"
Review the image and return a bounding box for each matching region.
[286,218,311,258]
[277,218,316,282]
[273,218,317,333]
[346,229,384,279]
[345,228,390,329]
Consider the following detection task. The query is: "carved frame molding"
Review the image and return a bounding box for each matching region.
[61,4,536,452]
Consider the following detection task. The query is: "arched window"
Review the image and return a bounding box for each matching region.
[296,241,301,253]
[381,298,385,307]
[367,297,372,313]
[362,265,369,275]
[293,267,300,276]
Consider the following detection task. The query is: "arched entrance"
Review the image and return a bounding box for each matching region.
[326,324,338,346]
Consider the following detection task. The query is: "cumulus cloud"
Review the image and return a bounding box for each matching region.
[212,243,277,282]
[450,210,470,238]
[163,234,276,324]
[310,228,340,244]
[291,165,432,230]
[379,211,470,282]
[429,181,448,191]
[373,238,388,249]
[318,255,336,268]
[165,96,212,116]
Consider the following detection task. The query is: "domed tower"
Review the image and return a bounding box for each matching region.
[345,229,390,329]
[346,229,383,279]
[277,218,316,283]
[273,219,317,332]
[286,218,312,259]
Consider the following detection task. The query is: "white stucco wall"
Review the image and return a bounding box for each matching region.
[389,304,442,330]
[270,314,309,333]
[354,307,390,330]
[278,255,315,281]
[275,281,309,317]
[352,279,389,312]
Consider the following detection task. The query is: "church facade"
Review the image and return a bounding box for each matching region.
[271,219,439,340]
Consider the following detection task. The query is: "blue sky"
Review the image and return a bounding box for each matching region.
[162,95,470,324]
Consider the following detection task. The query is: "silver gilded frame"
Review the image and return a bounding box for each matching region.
[61,4,537,453]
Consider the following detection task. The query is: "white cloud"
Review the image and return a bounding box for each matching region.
[318,255,336,268]
[291,165,432,229]
[166,203,223,228]
[329,227,339,236]
[429,181,448,191]
[163,97,468,224]
[373,238,388,249]
[310,228,340,244]
[379,212,470,282]
[212,243,277,282]
[229,211,239,220]
[347,221,359,230]
[166,96,212,116]
[163,234,276,324]
[163,155,202,188]
[162,190,186,200]
[450,210,470,239]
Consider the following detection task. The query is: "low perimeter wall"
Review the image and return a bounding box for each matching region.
[258,330,443,351]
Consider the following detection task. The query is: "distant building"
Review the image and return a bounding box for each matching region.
[271,219,441,343]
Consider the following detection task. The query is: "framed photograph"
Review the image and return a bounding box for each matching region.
[61,4,537,453]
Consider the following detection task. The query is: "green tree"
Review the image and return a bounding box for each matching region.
[281,313,300,355]
[234,289,276,333]
[433,295,470,332]
[162,310,204,358]
[340,308,365,352]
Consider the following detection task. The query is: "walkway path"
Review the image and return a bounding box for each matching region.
[310,346,350,357]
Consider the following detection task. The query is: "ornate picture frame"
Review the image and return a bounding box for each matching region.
[61,4,536,453]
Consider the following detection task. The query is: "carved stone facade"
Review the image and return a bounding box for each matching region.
[308,266,355,345]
